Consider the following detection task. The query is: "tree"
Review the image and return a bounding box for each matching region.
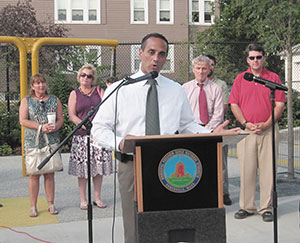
[0,0,68,79]
[193,0,283,84]
[193,0,300,177]
[257,0,300,178]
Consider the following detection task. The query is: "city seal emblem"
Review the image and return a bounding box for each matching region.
[158,148,202,193]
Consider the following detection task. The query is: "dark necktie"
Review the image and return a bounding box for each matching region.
[198,83,209,125]
[145,79,160,135]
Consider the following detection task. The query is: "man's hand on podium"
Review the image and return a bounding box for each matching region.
[213,120,241,134]
[119,134,135,152]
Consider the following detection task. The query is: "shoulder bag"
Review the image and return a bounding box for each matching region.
[25,125,63,175]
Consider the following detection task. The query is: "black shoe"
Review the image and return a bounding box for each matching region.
[262,211,273,222]
[234,209,254,219]
[223,194,232,206]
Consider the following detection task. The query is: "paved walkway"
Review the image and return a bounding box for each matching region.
[0,154,300,243]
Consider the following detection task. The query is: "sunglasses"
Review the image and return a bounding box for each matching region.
[39,100,45,111]
[80,73,93,79]
[248,55,263,60]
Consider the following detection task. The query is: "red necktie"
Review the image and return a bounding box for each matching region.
[198,83,209,125]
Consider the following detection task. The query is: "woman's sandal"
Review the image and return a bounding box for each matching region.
[93,200,107,208]
[48,204,59,215]
[80,202,88,210]
[29,206,38,217]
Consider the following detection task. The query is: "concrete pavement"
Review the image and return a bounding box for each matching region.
[0,153,300,243]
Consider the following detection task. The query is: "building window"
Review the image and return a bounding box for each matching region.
[131,44,174,73]
[131,0,148,24]
[156,0,174,24]
[190,0,214,25]
[55,0,100,24]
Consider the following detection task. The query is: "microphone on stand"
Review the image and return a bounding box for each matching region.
[243,72,288,91]
[124,71,159,85]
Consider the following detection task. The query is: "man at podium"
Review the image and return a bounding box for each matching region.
[92,33,240,243]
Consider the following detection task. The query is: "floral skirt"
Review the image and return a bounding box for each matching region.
[68,135,113,179]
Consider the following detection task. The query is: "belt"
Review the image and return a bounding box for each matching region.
[115,151,133,163]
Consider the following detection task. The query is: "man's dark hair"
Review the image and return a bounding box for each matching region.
[141,33,169,53]
[204,54,216,65]
[106,76,118,84]
[245,43,265,56]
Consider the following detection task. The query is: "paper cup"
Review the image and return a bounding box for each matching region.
[47,112,56,129]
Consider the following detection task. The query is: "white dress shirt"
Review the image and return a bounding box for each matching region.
[91,70,211,151]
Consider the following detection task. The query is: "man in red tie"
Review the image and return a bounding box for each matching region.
[183,55,224,130]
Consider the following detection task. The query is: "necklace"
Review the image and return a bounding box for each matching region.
[79,87,95,96]
[34,94,45,100]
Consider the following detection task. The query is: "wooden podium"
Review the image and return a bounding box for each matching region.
[123,132,246,243]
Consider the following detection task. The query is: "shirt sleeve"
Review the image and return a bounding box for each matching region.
[228,74,241,105]
[205,86,224,130]
[91,84,123,151]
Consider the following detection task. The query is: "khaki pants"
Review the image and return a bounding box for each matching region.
[118,160,136,243]
[237,125,278,214]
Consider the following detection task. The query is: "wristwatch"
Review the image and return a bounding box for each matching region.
[241,121,247,130]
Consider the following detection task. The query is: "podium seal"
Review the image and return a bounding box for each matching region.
[158,148,202,193]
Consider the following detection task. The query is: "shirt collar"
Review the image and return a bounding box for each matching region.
[194,78,208,87]
[247,67,267,77]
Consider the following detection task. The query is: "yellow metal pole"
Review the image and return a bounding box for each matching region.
[31,37,118,75]
[0,37,28,176]
[0,36,118,177]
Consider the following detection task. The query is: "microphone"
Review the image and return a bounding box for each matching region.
[124,71,158,85]
[244,72,288,91]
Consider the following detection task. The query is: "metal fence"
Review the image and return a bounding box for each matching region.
[0,42,299,171]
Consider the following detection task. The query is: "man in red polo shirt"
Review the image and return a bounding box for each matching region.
[228,43,286,222]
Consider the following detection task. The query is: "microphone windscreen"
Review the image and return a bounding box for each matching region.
[151,71,158,79]
[244,72,254,81]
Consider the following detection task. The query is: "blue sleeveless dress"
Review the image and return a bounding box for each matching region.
[24,95,60,149]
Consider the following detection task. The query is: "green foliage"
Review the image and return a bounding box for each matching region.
[58,105,75,152]
[194,0,300,130]
[0,101,21,152]
[0,144,13,156]
[278,90,300,129]
[256,0,300,54]
[193,0,287,84]
[47,68,77,105]
[57,46,111,89]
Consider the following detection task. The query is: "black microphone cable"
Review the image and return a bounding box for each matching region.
[111,86,121,243]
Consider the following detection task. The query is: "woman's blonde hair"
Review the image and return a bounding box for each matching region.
[77,64,97,85]
[29,73,48,96]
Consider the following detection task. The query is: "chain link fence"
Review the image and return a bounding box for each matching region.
[0,41,299,171]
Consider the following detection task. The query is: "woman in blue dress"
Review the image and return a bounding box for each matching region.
[19,73,64,217]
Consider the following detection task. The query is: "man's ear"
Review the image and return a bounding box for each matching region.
[138,48,143,60]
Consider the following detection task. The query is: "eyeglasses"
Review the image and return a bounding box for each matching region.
[248,55,263,60]
[39,100,45,111]
[80,73,93,79]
